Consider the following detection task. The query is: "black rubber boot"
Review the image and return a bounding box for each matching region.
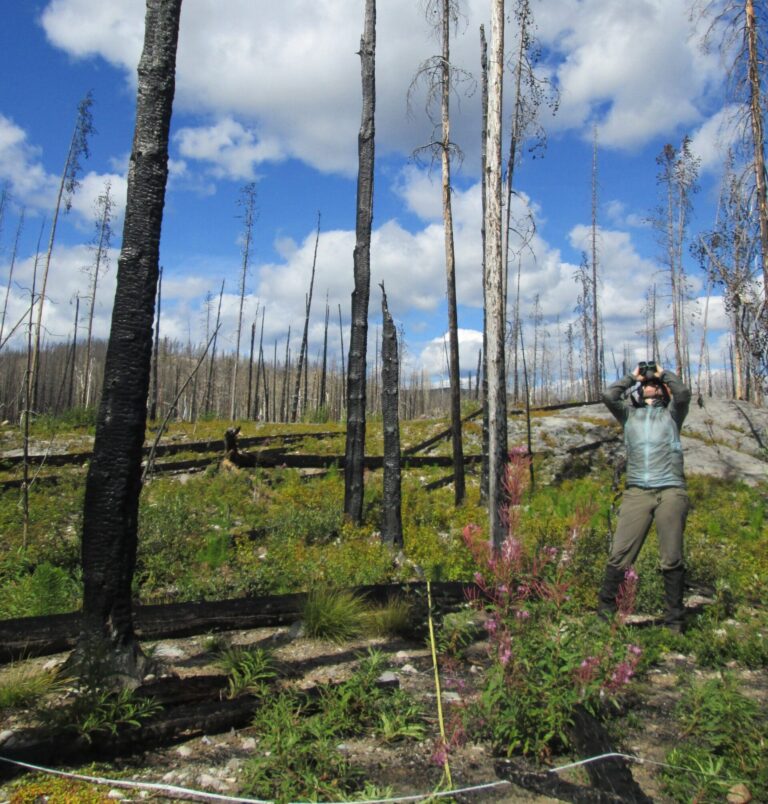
[662,565,686,633]
[597,565,625,621]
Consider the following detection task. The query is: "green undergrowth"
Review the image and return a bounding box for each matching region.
[0,419,765,618]
[661,673,768,802]
[239,650,422,802]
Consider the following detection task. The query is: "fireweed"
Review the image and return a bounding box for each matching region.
[458,450,643,759]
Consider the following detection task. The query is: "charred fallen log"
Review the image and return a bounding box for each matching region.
[0,662,401,783]
[0,581,472,664]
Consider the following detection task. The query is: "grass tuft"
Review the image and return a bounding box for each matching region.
[301,587,367,643]
[0,662,69,710]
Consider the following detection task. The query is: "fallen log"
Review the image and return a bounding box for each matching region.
[0,581,473,664]
[0,430,340,470]
[0,666,401,783]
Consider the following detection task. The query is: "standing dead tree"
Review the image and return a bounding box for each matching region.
[230,183,257,420]
[149,267,162,420]
[409,0,473,505]
[291,213,321,422]
[696,0,768,304]
[344,0,376,524]
[651,137,700,382]
[204,280,224,416]
[379,282,403,548]
[697,160,767,401]
[82,180,114,409]
[503,0,557,402]
[31,92,94,410]
[73,0,182,681]
[1,208,24,349]
[485,0,507,550]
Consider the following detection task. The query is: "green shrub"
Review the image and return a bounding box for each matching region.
[216,645,277,698]
[661,673,768,802]
[302,587,367,643]
[686,609,768,669]
[0,562,81,619]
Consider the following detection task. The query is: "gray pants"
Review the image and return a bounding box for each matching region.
[608,486,689,571]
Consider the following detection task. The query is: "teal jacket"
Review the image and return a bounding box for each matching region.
[602,371,691,489]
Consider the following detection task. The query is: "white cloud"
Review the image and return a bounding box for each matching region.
[538,0,721,149]
[0,115,58,210]
[689,105,741,174]
[175,118,286,180]
[39,0,726,180]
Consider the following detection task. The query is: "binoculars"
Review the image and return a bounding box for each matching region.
[638,361,657,380]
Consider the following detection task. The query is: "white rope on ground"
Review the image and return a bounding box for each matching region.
[0,757,272,803]
[0,749,733,803]
[0,755,513,803]
[548,751,727,778]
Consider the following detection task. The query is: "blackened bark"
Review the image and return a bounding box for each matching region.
[344,0,376,523]
[291,213,320,422]
[439,0,465,506]
[379,283,402,548]
[77,0,182,678]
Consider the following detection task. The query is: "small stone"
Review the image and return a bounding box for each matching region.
[162,771,177,782]
[241,737,257,750]
[176,745,193,757]
[201,735,212,745]
[727,783,752,804]
[156,644,186,660]
[143,673,156,683]
[400,663,419,674]
[376,671,399,688]
[198,773,229,792]
[107,789,127,799]
[0,730,15,747]
[441,691,462,703]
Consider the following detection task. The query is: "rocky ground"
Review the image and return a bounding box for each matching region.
[505,396,768,487]
[1,611,766,803]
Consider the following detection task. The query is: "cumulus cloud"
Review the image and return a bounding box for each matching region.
[689,105,741,173]
[0,115,127,236]
[0,115,58,211]
[537,0,721,149]
[175,118,286,180]
[39,0,726,178]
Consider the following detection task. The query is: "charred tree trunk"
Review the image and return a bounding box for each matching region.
[319,294,330,415]
[379,283,403,548]
[344,0,376,524]
[75,0,182,681]
[291,213,320,422]
[246,318,256,419]
[436,0,466,505]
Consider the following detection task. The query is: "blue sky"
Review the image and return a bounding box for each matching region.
[0,0,744,388]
